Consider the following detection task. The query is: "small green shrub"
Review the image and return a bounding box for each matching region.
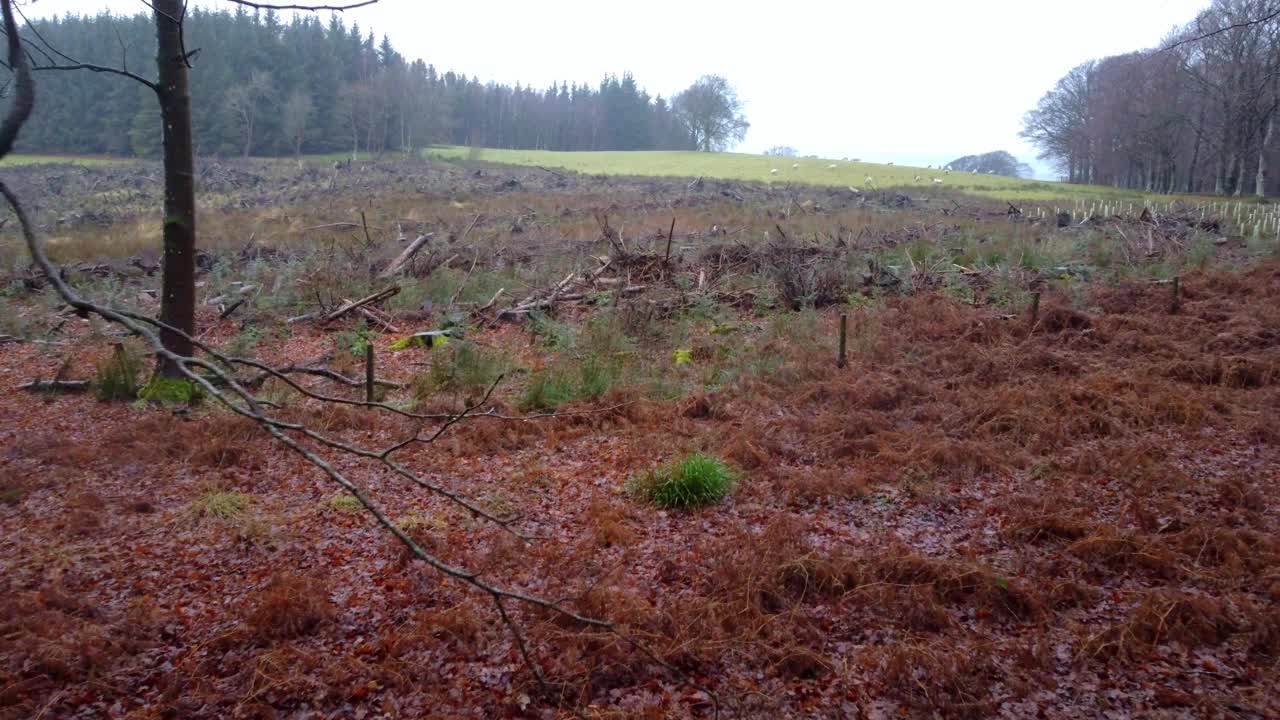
[627,453,736,509]
[95,345,141,401]
[528,310,575,349]
[190,490,251,521]
[335,327,377,356]
[419,341,508,398]
[226,326,263,357]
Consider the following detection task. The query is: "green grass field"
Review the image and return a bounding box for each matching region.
[422,145,1157,203]
[6,154,131,166]
[2,147,1232,209]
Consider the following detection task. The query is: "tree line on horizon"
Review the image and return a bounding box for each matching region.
[14,8,752,159]
[1023,0,1280,196]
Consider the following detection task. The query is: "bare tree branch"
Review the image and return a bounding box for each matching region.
[10,3,159,91]
[1162,7,1280,52]
[30,62,159,90]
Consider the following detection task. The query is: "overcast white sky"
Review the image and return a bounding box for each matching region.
[25,0,1209,177]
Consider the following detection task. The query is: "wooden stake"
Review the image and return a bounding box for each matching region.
[1170,275,1181,314]
[365,342,375,404]
[1028,291,1041,330]
[837,313,848,368]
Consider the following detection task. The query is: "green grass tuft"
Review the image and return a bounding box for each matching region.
[190,490,251,521]
[327,492,363,513]
[627,453,737,509]
[518,370,576,411]
[94,345,142,401]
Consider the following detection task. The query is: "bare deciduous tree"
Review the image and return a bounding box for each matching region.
[1025,0,1280,196]
[225,69,274,157]
[281,88,313,164]
[673,74,749,152]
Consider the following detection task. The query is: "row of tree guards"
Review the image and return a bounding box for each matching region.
[831,277,1184,368]
[1057,198,1280,238]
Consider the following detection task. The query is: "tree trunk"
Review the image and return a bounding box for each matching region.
[1187,132,1201,193]
[1258,113,1274,198]
[154,0,196,375]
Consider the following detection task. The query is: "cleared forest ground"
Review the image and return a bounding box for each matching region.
[1,156,1278,719]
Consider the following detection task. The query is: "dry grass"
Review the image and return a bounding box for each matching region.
[243,573,335,643]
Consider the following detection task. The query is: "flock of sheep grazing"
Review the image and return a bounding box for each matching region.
[768,159,950,187]
[767,159,1002,187]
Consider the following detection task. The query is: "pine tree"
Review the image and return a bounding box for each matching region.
[15,8,699,157]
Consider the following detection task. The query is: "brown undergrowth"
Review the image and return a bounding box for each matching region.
[3,224,1279,717]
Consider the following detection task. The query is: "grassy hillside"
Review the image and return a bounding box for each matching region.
[5,147,1246,211]
[423,145,1145,203]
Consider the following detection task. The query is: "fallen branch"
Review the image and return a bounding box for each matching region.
[448,247,482,306]
[496,272,577,320]
[535,164,566,180]
[355,305,400,333]
[218,298,245,320]
[377,232,433,279]
[323,285,400,324]
[300,221,385,233]
[243,363,403,389]
[0,333,56,345]
[19,379,89,393]
[477,287,505,312]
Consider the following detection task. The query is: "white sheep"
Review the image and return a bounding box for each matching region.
[932,178,943,185]
[944,168,951,175]
[792,163,800,169]
[827,163,838,169]
[770,168,778,175]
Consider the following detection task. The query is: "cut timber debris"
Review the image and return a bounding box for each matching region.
[19,379,90,394]
[322,286,400,324]
[378,233,433,279]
